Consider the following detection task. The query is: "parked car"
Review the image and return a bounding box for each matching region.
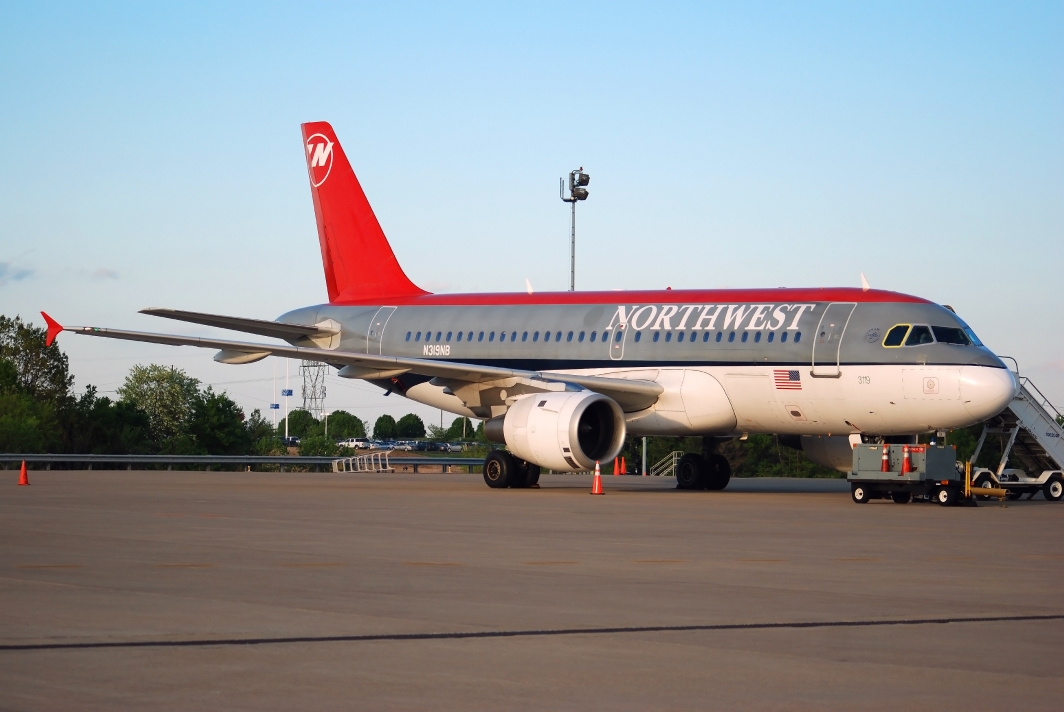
[281,436,301,447]
[441,442,464,453]
[411,441,431,452]
[394,441,414,451]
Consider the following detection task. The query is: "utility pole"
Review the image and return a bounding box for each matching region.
[559,168,590,291]
[642,436,647,477]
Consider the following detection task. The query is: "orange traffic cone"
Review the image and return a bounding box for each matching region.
[621,456,626,476]
[590,461,604,495]
[902,444,912,474]
[612,457,619,476]
[880,444,890,472]
[18,461,29,486]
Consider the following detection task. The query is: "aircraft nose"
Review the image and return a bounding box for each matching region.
[960,365,1019,422]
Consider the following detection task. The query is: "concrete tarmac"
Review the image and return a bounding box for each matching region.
[1,471,1062,710]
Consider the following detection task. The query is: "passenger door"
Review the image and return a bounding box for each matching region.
[811,303,856,377]
[366,306,397,354]
[606,322,629,361]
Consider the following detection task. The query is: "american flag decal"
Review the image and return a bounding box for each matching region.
[773,369,802,390]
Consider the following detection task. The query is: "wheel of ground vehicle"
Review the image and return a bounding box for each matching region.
[511,460,541,489]
[891,491,912,504]
[935,486,956,507]
[1006,490,1024,501]
[973,473,995,501]
[1043,475,1064,502]
[851,483,870,504]
[705,453,732,491]
[675,453,707,490]
[483,451,517,489]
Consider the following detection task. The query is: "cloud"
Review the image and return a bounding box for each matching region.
[90,268,119,280]
[0,261,33,286]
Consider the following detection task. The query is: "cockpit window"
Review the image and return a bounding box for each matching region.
[931,326,971,345]
[883,324,910,347]
[904,325,934,346]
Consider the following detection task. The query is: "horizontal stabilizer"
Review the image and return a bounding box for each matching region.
[140,308,337,341]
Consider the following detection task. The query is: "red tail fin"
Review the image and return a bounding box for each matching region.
[301,122,428,303]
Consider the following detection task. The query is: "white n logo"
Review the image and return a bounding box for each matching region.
[308,141,333,168]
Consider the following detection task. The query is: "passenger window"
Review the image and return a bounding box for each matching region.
[905,325,934,346]
[522,331,528,342]
[567,331,573,342]
[795,332,802,343]
[511,331,517,341]
[405,331,411,341]
[615,331,623,342]
[446,331,452,341]
[665,332,672,342]
[653,332,660,343]
[556,331,562,341]
[590,331,597,342]
[702,332,709,343]
[716,332,722,342]
[767,332,774,343]
[579,331,585,342]
[754,332,761,343]
[436,332,442,341]
[456,332,462,342]
[676,332,684,343]
[543,331,550,342]
[532,331,539,342]
[489,331,495,342]
[728,332,735,342]
[634,332,641,342]
[741,332,748,343]
[883,324,910,347]
[415,332,421,342]
[931,326,970,345]
[468,331,473,341]
[500,332,507,342]
[781,332,788,343]
[478,331,484,342]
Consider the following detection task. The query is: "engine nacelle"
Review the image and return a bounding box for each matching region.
[796,435,857,473]
[490,391,626,472]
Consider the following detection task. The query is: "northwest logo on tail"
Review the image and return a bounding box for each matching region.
[305,134,334,187]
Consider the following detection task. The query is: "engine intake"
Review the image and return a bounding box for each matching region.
[487,391,626,472]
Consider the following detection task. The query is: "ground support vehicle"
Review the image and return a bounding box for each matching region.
[849,444,964,506]
[968,376,1064,502]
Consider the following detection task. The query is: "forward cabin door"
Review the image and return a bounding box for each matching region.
[810,302,856,377]
[366,306,397,354]
[607,321,629,361]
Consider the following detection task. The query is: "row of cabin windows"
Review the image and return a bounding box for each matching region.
[882,324,974,348]
[404,329,802,345]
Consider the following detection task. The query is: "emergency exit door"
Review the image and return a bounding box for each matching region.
[811,302,856,377]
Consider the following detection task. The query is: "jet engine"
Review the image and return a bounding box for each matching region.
[787,435,856,473]
[485,391,626,472]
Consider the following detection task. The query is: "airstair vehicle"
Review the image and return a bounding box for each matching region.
[969,375,1064,501]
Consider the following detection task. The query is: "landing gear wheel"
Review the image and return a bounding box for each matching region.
[705,453,731,491]
[1006,490,1024,501]
[483,451,517,489]
[891,491,912,504]
[973,473,994,501]
[1043,475,1064,502]
[851,483,870,504]
[676,453,707,490]
[511,460,541,489]
[935,486,956,507]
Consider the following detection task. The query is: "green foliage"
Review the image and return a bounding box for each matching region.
[326,410,365,439]
[373,414,397,439]
[189,387,251,455]
[117,364,201,445]
[0,391,62,452]
[396,413,425,438]
[618,434,841,478]
[443,416,472,441]
[277,409,317,439]
[0,315,73,401]
[299,435,338,456]
[63,386,152,454]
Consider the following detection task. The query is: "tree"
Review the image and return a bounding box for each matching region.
[326,410,365,439]
[0,315,73,402]
[299,435,338,456]
[443,416,472,441]
[373,414,397,439]
[117,365,201,445]
[277,409,318,439]
[189,387,250,455]
[396,413,425,438]
[64,386,153,455]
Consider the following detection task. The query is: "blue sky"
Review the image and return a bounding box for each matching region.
[1,1,1062,424]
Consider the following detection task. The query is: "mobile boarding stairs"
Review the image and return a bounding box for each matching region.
[970,373,1064,501]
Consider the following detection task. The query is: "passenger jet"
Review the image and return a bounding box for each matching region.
[42,122,1018,489]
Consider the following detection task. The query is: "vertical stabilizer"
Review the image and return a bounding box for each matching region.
[301,122,428,303]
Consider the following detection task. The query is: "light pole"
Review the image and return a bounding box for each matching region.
[560,167,590,291]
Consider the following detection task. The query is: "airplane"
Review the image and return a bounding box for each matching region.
[42,121,1019,490]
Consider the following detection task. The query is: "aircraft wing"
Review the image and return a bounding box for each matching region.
[139,308,338,341]
[44,314,663,412]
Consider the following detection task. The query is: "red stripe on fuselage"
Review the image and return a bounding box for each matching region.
[328,287,929,307]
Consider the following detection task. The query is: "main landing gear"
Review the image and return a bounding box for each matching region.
[676,438,732,491]
[483,451,540,489]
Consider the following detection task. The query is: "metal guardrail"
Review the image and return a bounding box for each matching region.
[650,451,682,477]
[0,453,484,473]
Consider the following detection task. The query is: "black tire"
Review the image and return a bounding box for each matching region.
[891,491,912,504]
[676,453,707,490]
[973,473,995,501]
[511,460,541,489]
[705,453,732,491]
[1006,490,1024,501]
[851,483,870,504]
[483,451,517,489]
[935,486,956,507]
[1043,475,1064,502]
